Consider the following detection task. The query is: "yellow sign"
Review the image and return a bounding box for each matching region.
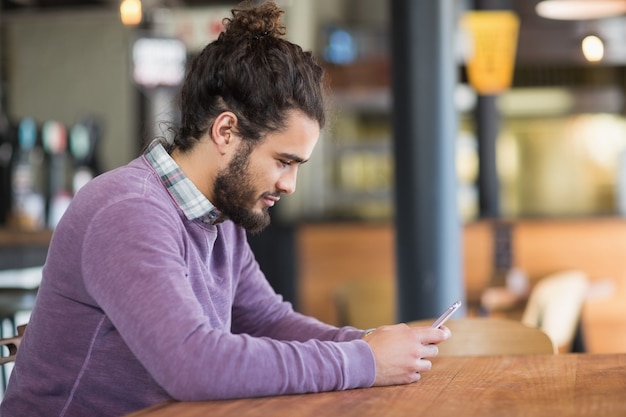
[461,11,520,95]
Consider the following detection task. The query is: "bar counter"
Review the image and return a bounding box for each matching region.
[0,228,52,270]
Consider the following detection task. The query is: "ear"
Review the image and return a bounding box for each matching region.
[210,112,238,155]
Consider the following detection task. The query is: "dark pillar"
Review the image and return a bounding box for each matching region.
[476,95,500,217]
[474,0,513,218]
[390,0,465,322]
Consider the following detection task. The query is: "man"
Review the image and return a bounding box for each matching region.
[0,2,449,416]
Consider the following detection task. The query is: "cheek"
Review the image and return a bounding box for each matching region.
[246,151,285,188]
[247,161,278,188]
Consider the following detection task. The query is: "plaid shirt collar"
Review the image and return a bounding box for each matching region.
[144,139,222,225]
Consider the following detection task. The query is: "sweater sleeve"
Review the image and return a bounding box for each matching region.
[81,198,376,401]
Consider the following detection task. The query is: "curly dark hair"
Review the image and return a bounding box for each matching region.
[170,0,327,153]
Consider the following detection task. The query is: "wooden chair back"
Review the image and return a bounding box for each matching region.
[0,324,27,365]
[334,280,395,329]
[521,270,589,353]
[410,317,557,356]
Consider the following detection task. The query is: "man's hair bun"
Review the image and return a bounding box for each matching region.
[222,1,287,41]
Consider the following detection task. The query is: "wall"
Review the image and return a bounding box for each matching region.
[297,222,395,326]
[4,9,139,171]
[297,219,626,353]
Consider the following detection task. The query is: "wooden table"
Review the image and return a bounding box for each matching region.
[126,353,626,417]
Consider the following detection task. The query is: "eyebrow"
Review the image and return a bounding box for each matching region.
[278,152,308,165]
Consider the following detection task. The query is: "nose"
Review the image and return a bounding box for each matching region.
[277,167,298,195]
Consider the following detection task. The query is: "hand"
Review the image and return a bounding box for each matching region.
[363,323,450,386]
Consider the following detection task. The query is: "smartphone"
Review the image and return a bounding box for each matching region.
[431,300,462,328]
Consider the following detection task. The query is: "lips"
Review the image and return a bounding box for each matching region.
[262,195,280,207]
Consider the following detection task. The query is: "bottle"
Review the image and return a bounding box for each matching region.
[42,120,71,229]
[69,117,101,194]
[10,117,46,229]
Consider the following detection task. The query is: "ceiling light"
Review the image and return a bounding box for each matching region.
[582,35,604,62]
[536,0,626,20]
[120,0,142,26]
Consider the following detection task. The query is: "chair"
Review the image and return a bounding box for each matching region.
[0,323,27,394]
[521,270,589,353]
[334,280,395,329]
[0,288,38,332]
[0,273,38,394]
[409,317,557,356]
[0,324,26,366]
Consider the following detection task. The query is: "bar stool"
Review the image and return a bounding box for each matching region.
[0,287,38,331]
[0,287,38,390]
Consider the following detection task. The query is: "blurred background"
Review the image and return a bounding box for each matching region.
[2,0,626,369]
[10,0,626,223]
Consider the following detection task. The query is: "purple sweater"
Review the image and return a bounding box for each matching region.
[0,154,375,417]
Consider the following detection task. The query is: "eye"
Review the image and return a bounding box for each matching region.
[279,159,293,167]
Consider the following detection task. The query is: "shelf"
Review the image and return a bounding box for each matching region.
[331,139,390,153]
[330,87,391,113]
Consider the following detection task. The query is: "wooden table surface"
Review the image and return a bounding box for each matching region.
[126,353,626,417]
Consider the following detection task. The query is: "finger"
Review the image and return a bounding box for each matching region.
[415,327,450,345]
[438,325,451,339]
[419,343,439,358]
[416,358,432,373]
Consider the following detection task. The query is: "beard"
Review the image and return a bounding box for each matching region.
[212,142,272,234]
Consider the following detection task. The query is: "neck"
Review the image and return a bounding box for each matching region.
[171,139,219,201]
